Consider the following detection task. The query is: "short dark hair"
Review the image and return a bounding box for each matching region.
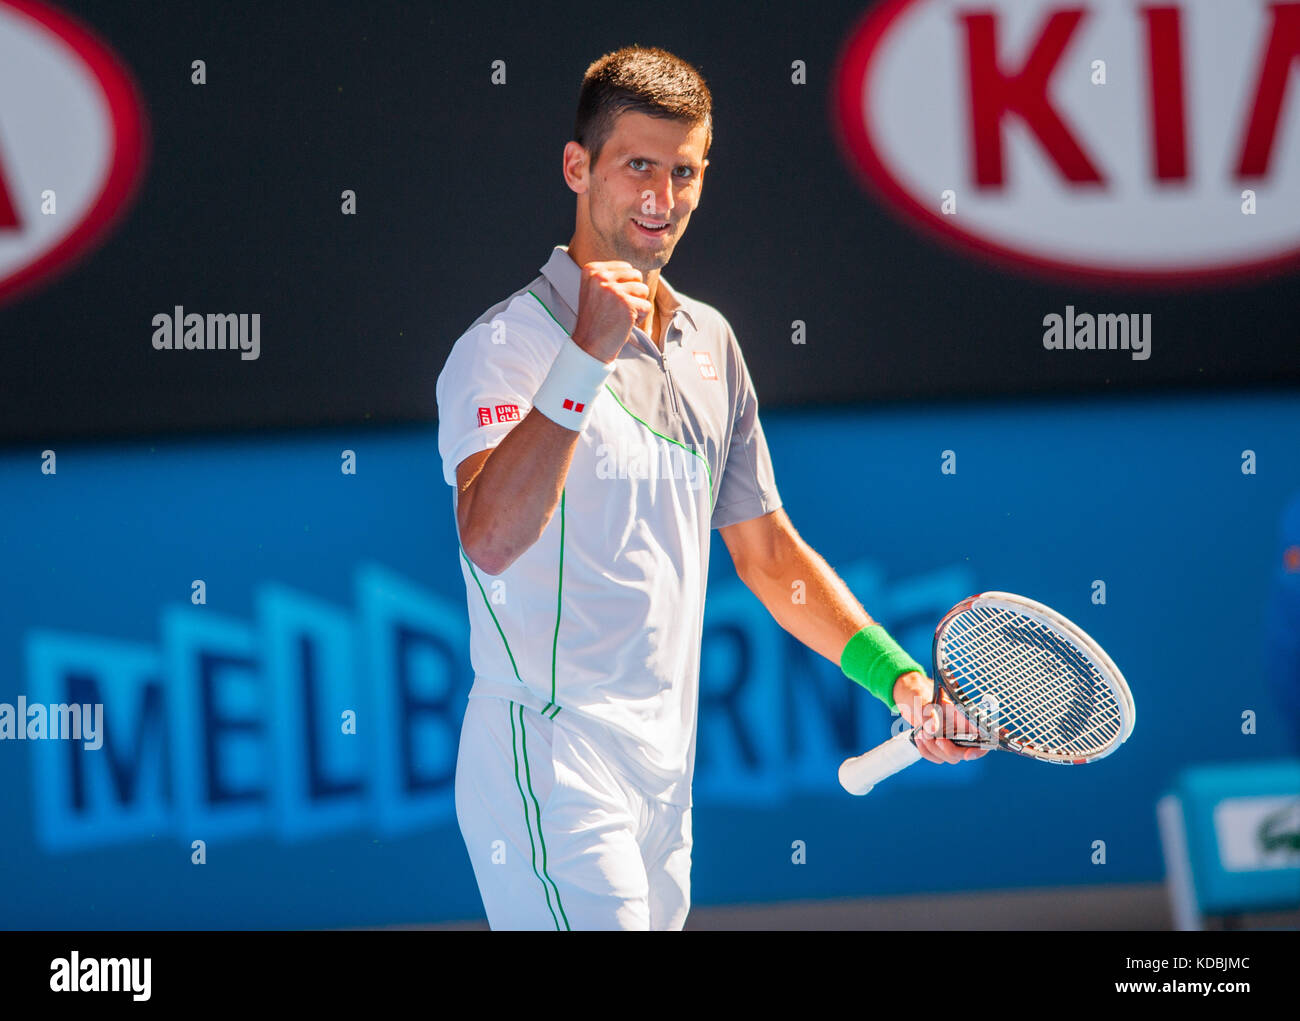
[574,46,713,170]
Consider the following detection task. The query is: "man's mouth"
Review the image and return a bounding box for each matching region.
[632,217,671,235]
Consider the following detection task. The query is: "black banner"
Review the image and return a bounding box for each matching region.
[3,0,1297,445]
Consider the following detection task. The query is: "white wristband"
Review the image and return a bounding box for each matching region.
[531,338,615,431]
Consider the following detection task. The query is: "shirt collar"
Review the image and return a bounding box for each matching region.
[540,244,699,336]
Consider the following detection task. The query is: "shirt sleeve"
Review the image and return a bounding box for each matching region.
[710,326,783,530]
[436,312,554,487]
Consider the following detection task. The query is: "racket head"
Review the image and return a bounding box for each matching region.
[931,591,1135,764]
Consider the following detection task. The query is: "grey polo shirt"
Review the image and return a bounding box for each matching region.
[436,244,782,806]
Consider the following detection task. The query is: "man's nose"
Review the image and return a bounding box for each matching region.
[644,175,675,217]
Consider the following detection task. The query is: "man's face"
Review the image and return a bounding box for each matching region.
[571,110,709,275]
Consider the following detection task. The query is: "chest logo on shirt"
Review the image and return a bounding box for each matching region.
[693,351,718,380]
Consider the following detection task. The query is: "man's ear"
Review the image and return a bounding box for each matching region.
[562,140,589,194]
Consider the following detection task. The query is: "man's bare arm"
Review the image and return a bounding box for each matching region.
[455,412,580,575]
[455,261,652,575]
[719,508,871,663]
[720,509,986,765]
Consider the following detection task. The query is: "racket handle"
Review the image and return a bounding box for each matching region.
[838,729,923,795]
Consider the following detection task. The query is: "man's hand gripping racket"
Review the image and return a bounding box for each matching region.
[839,592,1136,795]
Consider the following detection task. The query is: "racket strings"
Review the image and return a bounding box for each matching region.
[939,605,1123,758]
[949,622,1119,752]
[959,630,1116,744]
[949,648,1117,754]
[948,617,1120,755]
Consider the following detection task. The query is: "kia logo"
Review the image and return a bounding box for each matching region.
[0,0,148,305]
[832,0,1300,285]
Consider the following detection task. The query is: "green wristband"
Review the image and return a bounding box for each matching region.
[840,624,925,711]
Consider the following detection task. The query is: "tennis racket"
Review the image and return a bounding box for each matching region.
[838,591,1135,795]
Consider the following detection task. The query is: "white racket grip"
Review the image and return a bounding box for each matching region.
[838,729,923,795]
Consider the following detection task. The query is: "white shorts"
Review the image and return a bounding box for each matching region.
[454,694,693,930]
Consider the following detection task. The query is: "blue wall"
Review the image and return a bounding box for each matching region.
[1,392,1297,927]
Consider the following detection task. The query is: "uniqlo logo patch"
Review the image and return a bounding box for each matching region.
[561,398,586,413]
[494,403,520,423]
[694,351,718,380]
[476,407,493,427]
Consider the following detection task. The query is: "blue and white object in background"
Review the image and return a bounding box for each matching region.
[1158,762,1300,930]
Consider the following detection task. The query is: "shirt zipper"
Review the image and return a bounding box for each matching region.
[662,355,680,417]
[653,313,681,417]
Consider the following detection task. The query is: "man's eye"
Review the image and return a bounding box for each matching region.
[627,160,693,178]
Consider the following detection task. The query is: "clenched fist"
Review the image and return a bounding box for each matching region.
[570,261,653,364]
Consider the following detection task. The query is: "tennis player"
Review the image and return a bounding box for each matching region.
[437,45,988,931]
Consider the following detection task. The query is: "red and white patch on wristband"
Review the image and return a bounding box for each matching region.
[561,398,586,413]
[694,351,718,380]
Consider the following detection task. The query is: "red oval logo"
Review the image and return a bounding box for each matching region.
[832,0,1300,286]
[0,0,148,305]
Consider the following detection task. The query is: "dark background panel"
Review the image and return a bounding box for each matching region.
[2,0,1298,445]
